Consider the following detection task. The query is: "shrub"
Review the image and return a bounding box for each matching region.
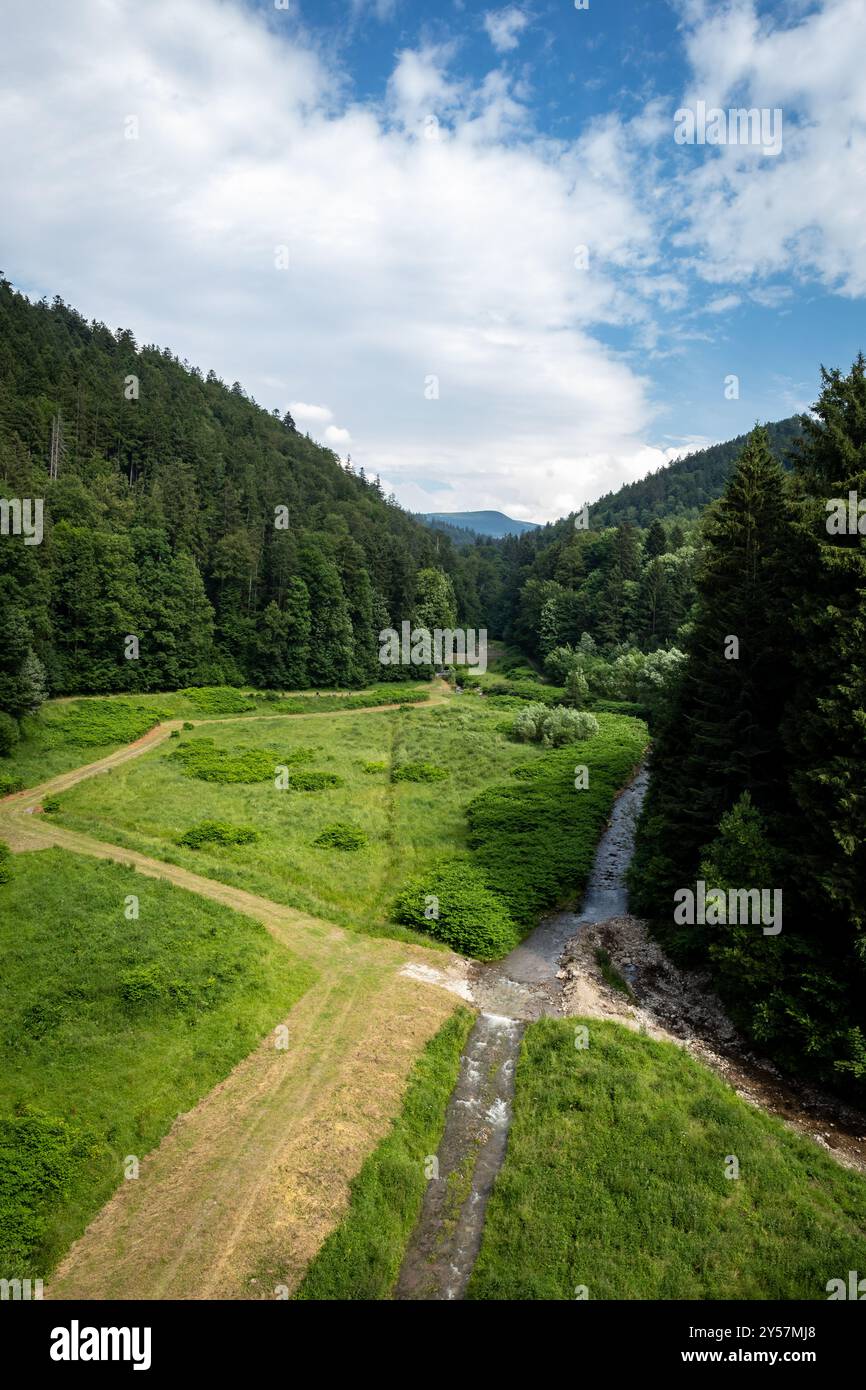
[169,729,181,739]
[178,686,257,715]
[169,739,275,784]
[287,770,342,791]
[176,821,260,849]
[41,796,61,814]
[182,721,194,730]
[362,760,388,774]
[313,822,368,851]
[512,704,599,747]
[0,711,20,757]
[0,774,24,797]
[392,762,447,783]
[391,861,520,960]
[119,963,167,1010]
[0,1109,99,1270]
[0,840,13,885]
[39,698,169,748]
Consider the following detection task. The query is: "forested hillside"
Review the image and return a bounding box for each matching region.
[629,363,866,1097]
[0,279,504,711]
[590,416,803,527]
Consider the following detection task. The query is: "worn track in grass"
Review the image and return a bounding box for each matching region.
[0,693,462,1300]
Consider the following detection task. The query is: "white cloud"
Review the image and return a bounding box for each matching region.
[0,0,675,520]
[483,6,530,54]
[290,402,334,425]
[324,425,352,447]
[705,294,741,313]
[671,0,866,296]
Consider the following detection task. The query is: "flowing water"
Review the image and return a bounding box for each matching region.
[394,766,649,1300]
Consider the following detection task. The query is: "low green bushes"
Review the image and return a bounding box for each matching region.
[0,774,24,797]
[0,1109,101,1270]
[39,698,170,748]
[168,739,275,784]
[178,686,257,715]
[0,841,13,885]
[391,762,447,783]
[175,821,260,849]
[287,770,343,791]
[313,823,368,851]
[391,860,521,959]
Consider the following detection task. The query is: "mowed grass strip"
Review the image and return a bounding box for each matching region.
[468,1019,866,1301]
[294,1005,475,1300]
[0,847,315,1280]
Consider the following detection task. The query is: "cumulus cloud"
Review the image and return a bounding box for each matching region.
[670,0,866,296]
[483,7,530,54]
[0,0,675,520]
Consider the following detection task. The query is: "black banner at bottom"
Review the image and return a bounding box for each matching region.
[4,1298,862,1375]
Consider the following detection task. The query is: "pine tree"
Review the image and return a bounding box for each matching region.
[644,518,667,558]
[630,427,796,928]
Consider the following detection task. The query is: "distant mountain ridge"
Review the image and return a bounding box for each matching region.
[421,510,540,539]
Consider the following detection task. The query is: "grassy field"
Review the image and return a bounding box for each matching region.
[0,847,315,1280]
[39,698,554,941]
[294,1005,474,1300]
[468,1019,866,1300]
[0,683,432,792]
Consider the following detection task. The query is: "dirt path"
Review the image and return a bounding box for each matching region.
[1,692,466,1300]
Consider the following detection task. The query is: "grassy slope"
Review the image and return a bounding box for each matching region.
[469,1019,866,1300]
[2,684,431,791]
[294,1006,475,1300]
[0,847,316,1279]
[42,700,551,939]
[467,712,649,929]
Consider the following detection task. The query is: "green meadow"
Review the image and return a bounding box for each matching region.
[0,848,315,1279]
[468,1019,866,1301]
[41,699,556,939]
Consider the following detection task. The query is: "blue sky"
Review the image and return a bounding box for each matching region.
[2,0,864,520]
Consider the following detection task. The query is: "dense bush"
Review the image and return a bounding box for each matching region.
[391,761,447,783]
[313,822,368,851]
[362,760,388,773]
[178,686,257,715]
[0,711,20,756]
[0,1109,100,1270]
[512,704,599,747]
[0,840,13,884]
[391,860,520,959]
[0,774,24,797]
[40,698,169,748]
[287,769,342,791]
[40,796,61,814]
[483,678,564,705]
[169,739,275,784]
[176,821,260,849]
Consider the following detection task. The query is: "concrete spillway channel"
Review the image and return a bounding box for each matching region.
[394,766,649,1301]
